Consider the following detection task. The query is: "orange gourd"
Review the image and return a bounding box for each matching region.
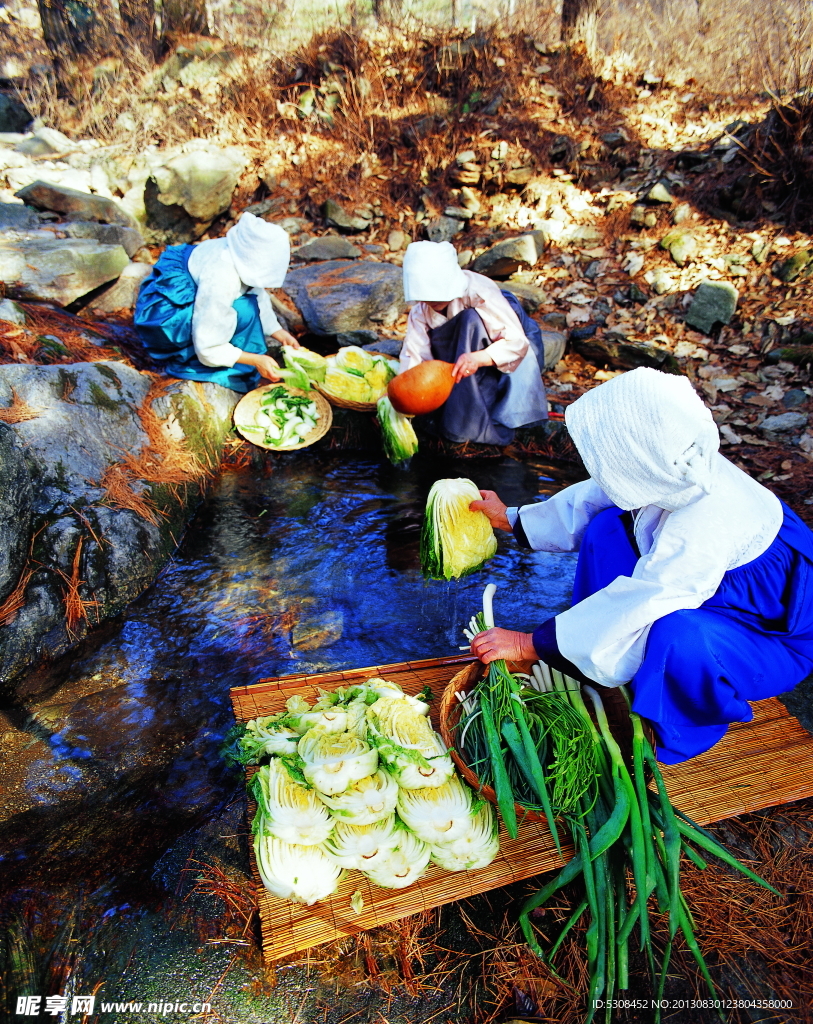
[387,360,455,415]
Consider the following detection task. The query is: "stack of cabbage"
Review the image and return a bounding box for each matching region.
[232,678,498,906]
[321,347,398,405]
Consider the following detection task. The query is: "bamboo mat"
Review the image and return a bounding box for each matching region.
[229,656,813,964]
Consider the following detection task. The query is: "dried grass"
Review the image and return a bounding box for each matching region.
[124,380,211,486]
[0,564,35,627]
[0,388,41,424]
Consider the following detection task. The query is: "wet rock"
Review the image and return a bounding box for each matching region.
[0,298,25,325]
[0,238,130,306]
[569,334,679,373]
[292,608,344,650]
[0,94,31,133]
[60,221,144,258]
[470,234,541,278]
[282,259,405,335]
[0,362,238,689]
[0,424,33,603]
[0,200,38,230]
[759,411,808,433]
[425,216,464,242]
[660,230,696,266]
[85,261,153,314]
[16,181,134,227]
[295,236,361,261]
[684,280,738,334]
[322,198,369,233]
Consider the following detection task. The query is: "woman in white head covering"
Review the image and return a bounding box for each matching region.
[468,367,813,763]
[399,241,548,444]
[135,212,299,393]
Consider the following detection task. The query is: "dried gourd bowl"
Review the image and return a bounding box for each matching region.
[233,384,332,451]
[438,660,654,823]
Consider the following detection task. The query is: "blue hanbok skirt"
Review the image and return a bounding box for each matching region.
[134,244,266,393]
[573,504,813,763]
[426,291,548,445]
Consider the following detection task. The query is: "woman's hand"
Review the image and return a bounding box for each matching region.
[470,628,537,665]
[469,489,511,531]
[272,328,301,349]
[452,348,494,383]
[235,352,283,382]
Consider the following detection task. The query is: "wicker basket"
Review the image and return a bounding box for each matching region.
[438,660,548,824]
[314,382,380,413]
[233,384,333,451]
[439,660,653,822]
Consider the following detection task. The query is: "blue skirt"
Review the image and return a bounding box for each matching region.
[574,504,813,763]
[134,245,266,393]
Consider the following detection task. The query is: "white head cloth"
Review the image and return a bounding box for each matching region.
[226,212,290,289]
[565,367,720,511]
[402,240,466,302]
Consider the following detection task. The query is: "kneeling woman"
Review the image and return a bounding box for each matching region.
[470,367,813,763]
[400,240,548,445]
[135,212,299,393]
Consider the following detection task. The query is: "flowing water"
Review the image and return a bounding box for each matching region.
[0,451,579,1021]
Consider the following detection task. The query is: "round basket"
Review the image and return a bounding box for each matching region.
[233,384,333,451]
[438,660,548,824]
[314,382,379,413]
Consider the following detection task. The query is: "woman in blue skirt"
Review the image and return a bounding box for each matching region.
[399,241,548,445]
[468,367,813,763]
[134,212,300,393]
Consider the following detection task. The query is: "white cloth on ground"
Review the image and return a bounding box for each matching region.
[506,365,784,686]
[399,269,530,374]
[187,238,283,368]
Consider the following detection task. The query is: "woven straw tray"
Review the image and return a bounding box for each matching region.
[233,384,332,451]
[230,655,813,964]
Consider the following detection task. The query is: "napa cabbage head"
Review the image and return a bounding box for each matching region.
[428,802,499,872]
[361,830,431,889]
[396,776,477,845]
[376,397,418,466]
[420,478,497,580]
[298,723,378,795]
[251,760,334,846]
[320,814,400,870]
[367,697,454,789]
[315,768,399,825]
[254,834,342,905]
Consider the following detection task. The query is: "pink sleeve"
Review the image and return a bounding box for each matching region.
[399,305,433,373]
[470,276,529,372]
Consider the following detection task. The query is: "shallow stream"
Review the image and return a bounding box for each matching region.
[1,451,579,1021]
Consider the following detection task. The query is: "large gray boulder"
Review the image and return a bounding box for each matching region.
[0,201,38,230]
[0,362,238,689]
[15,180,135,227]
[0,237,130,306]
[86,261,153,314]
[0,424,33,604]
[61,221,144,258]
[148,148,242,240]
[283,259,405,335]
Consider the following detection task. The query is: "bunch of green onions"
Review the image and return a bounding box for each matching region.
[459,585,780,1022]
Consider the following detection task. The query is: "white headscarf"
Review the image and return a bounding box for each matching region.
[402,240,466,302]
[226,212,290,289]
[565,367,720,512]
